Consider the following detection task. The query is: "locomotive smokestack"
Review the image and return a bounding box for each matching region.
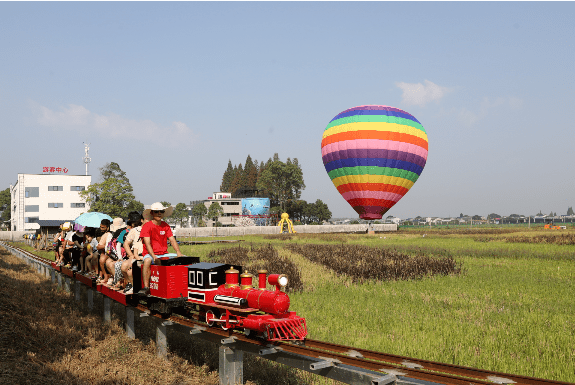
[240,271,254,290]
[225,268,240,288]
[258,270,268,290]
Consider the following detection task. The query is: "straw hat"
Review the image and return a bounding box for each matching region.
[143,202,174,220]
[110,217,126,232]
[61,222,71,231]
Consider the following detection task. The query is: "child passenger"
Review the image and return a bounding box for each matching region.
[122,212,146,295]
[84,230,99,276]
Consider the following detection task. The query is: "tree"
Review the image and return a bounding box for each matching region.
[568,207,574,216]
[207,202,224,226]
[0,188,10,222]
[79,162,139,218]
[312,199,332,223]
[229,164,244,196]
[256,156,305,211]
[243,155,258,192]
[472,215,482,220]
[125,200,144,214]
[192,203,207,226]
[220,160,234,192]
[286,199,308,223]
[172,203,189,227]
[487,213,501,220]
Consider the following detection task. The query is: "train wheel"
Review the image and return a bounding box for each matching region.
[244,328,251,337]
[220,314,229,331]
[206,309,219,327]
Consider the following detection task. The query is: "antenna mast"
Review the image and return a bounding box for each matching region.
[83,142,91,175]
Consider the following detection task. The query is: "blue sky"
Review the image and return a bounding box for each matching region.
[1,2,574,219]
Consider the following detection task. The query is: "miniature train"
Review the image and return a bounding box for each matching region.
[70,255,307,342]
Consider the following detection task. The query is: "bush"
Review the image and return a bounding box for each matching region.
[207,244,303,292]
[286,243,462,283]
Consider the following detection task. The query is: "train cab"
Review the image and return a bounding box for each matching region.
[187,262,241,304]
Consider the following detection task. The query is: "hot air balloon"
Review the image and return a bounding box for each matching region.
[321,105,428,220]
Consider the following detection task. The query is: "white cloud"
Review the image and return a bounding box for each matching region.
[396,80,451,106]
[33,103,196,145]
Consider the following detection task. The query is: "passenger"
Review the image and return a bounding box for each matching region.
[83,229,98,276]
[106,219,131,290]
[102,218,126,286]
[96,219,112,284]
[122,213,147,295]
[70,226,84,273]
[137,202,182,296]
[62,222,75,267]
[54,225,64,265]
[90,228,104,276]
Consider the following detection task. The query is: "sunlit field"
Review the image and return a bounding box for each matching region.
[178,227,575,382]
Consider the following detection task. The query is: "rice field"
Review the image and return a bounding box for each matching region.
[180,228,575,382]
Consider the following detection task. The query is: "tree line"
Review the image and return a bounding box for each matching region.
[220,153,305,211]
[0,157,333,228]
[219,154,332,224]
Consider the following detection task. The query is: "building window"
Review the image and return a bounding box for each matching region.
[25,187,39,198]
[25,217,39,223]
[48,186,64,191]
[48,203,63,208]
[70,186,85,191]
[71,203,85,208]
[25,205,39,212]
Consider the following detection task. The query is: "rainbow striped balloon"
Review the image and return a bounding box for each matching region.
[321,105,428,220]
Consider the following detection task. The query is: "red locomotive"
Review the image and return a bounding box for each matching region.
[134,256,307,342]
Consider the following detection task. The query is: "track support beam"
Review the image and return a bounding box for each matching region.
[219,344,243,385]
[103,296,111,323]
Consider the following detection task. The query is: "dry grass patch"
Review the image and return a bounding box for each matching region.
[0,247,219,385]
[276,248,350,292]
[207,244,304,292]
[286,243,462,283]
[0,246,344,385]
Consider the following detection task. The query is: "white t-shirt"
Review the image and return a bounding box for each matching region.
[64,231,74,249]
[88,238,98,254]
[126,226,143,257]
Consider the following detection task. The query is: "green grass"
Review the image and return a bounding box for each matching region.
[14,242,57,261]
[175,230,574,381]
[291,256,574,381]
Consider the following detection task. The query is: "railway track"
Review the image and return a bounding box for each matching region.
[1,242,570,385]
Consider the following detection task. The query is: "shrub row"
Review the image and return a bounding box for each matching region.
[402,228,524,236]
[263,233,350,243]
[286,243,462,283]
[207,244,303,292]
[505,233,575,245]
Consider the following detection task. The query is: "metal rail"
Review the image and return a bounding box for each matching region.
[1,242,569,385]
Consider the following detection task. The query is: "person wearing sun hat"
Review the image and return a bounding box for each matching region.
[138,202,182,296]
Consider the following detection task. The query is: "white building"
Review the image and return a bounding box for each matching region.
[10,173,92,231]
[203,192,242,227]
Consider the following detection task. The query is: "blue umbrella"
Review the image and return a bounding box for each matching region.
[74,212,113,228]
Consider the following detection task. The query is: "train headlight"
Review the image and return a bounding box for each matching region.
[268,274,288,288]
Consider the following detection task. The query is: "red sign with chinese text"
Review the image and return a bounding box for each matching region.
[43,167,68,173]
